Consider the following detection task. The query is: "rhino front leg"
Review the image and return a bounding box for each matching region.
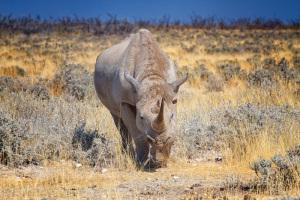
[134,140,150,166]
[111,113,134,158]
[120,103,149,167]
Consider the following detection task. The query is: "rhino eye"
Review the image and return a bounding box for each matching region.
[172,99,177,104]
[140,114,144,120]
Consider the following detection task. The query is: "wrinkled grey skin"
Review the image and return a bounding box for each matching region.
[94,29,188,169]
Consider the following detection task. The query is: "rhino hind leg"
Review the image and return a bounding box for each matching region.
[111,113,134,157]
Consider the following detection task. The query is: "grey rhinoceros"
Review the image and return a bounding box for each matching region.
[94,29,188,169]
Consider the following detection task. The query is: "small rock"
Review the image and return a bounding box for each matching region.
[215,156,223,162]
[190,183,201,189]
[75,163,82,168]
[88,185,97,189]
[101,168,108,173]
[172,175,180,180]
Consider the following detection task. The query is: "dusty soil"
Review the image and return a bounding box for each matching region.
[0,160,260,200]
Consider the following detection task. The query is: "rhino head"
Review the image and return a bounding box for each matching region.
[125,72,188,168]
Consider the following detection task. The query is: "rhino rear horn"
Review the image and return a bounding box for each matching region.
[146,133,156,143]
[170,73,188,93]
[151,98,166,133]
[124,72,139,92]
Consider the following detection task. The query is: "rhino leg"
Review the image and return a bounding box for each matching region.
[111,113,134,157]
[120,103,149,167]
[135,140,151,167]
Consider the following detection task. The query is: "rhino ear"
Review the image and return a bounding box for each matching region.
[124,72,139,92]
[170,73,188,93]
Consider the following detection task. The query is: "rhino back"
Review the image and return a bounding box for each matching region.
[94,36,132,115]
[94,29,177,115]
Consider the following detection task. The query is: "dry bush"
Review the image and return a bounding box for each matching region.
[0,111,29,166]
[216,60,246,81]
[221,116,299,167]
[197,64,212,80]
[248,145,300,193]
[293,56,300,69]
[50,64,93,100]
[29,83,50,100]
[248,68,276,88]
[248,57,300,89]
[178,101,300,161]
[0,91,116,168]
[72,122,116,168]
[205,74,224,92]
[0,76,27,93]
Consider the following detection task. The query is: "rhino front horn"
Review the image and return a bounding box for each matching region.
[151,98,166,133]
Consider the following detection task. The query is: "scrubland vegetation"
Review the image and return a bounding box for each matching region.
[0,16,299,199]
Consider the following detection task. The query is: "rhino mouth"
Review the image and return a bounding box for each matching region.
[142,157,166,169]
[142,133,169,169]
[142,140,155,168]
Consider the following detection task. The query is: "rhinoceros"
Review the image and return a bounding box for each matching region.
[94,29,188,168]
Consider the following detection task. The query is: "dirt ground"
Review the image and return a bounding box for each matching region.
[1,159,285,200]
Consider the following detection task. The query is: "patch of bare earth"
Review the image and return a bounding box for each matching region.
[0,160,257,199]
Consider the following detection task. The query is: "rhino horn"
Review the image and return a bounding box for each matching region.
[170,73,188,93]
[124,72,139,92]
[146,133,156,143]
[152,98,166,133]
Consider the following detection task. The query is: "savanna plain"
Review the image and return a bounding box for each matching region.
[0,18,300,199]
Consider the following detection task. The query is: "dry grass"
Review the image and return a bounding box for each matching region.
[0,27,299,199]
[0,29,299,79]
[223,123,300,168]
[0,160,252,200]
